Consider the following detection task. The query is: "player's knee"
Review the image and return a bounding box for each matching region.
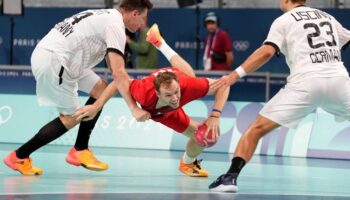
[90,79,108,98]
[59,114,79,130]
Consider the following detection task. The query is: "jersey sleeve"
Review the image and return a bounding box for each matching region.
[264,17,285,55]
[333,17,350,50]
[105,24,126,56]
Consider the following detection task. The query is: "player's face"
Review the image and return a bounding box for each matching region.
[126,9,148,33]
[157,80,181,109]
[206,21,218,33]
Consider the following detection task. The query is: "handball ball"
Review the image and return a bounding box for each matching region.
[194,124,217,148]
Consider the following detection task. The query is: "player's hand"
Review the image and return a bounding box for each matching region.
[73,105,101,122]
[210,75,235,91]
[131,107,151,122]
[204,116,220,143]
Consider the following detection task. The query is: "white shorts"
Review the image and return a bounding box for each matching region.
[260,76,350,128]
[31,47,100,115]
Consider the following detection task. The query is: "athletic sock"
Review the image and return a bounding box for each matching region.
[74,97,102,151]
[182,152,196,164]
[158,39,178,61]
[227,157,246,175]
[16,117,68,159]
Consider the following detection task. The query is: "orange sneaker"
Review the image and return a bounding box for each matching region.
[3,151,43,175]
[146,23,163,47]
[65,147,108,171]
[178,158,208,177]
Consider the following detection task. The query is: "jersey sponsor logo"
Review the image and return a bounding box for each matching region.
[291,10,331,22]
[0,105,12,126]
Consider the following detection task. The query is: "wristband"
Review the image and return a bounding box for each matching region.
[235,66,247,78]
[212,109,222,113]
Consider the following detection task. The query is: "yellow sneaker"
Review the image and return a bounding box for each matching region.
[65,147,108,171]
[178,158,208,177]
[146,23,163,47]
[3,151,43,175]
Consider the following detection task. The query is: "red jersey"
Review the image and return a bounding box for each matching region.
[130,67,209,133]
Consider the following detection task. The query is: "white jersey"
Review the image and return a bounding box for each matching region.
[37,9,126,78]
[264,6,350,83]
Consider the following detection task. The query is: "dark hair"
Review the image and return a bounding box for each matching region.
[119,0,153,12]
[153,71,179,92]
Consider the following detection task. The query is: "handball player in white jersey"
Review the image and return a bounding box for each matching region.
[3,0,153,175]
[209,0,350,192]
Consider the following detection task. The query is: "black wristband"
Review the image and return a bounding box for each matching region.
[212,109,222,113]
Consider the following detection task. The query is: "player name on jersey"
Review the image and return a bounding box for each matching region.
[310,48,341,64]
[290,10,331,22]
[54,21,75,37]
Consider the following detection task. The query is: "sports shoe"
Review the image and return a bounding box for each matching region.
[209,173,238,192]
[3,151,43,175]
[146,23,163,47]
[178,158,208,177]
[65,147,108,171]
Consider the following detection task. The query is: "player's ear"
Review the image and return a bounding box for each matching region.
[132,10,138,17]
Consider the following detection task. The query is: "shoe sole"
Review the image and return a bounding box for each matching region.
[209,184,238,193]
[3,157,41,176]
[66,157,108,171]
[178,169,208,177]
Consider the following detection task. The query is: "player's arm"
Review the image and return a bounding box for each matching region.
[74,80,119,121]
[202,78,230,141]
[211,44,276,90]
[106,52,150,122]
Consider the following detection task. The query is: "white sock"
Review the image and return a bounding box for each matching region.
[182,152,196,164]
[158,39,177,61]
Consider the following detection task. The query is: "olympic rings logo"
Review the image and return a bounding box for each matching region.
[233,40,250,52]
[0,106,12,125]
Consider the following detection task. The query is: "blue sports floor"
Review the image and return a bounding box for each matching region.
[0,143,350,200]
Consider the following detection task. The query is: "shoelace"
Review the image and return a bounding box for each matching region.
[193,159,203,169]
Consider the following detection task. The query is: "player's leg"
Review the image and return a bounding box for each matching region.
[209,115,278,192]
[209,81,317,192]
[155,108,209,177]
[179,118,211,177]
[146,24,195,77]
[3,48,80,175]
[65,70,109,171]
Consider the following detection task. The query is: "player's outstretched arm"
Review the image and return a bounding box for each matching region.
[106,52,151,122]
[146,23,195,77]
[202,78,230,140]
[74,80,119,121]
[210,44,276,90]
